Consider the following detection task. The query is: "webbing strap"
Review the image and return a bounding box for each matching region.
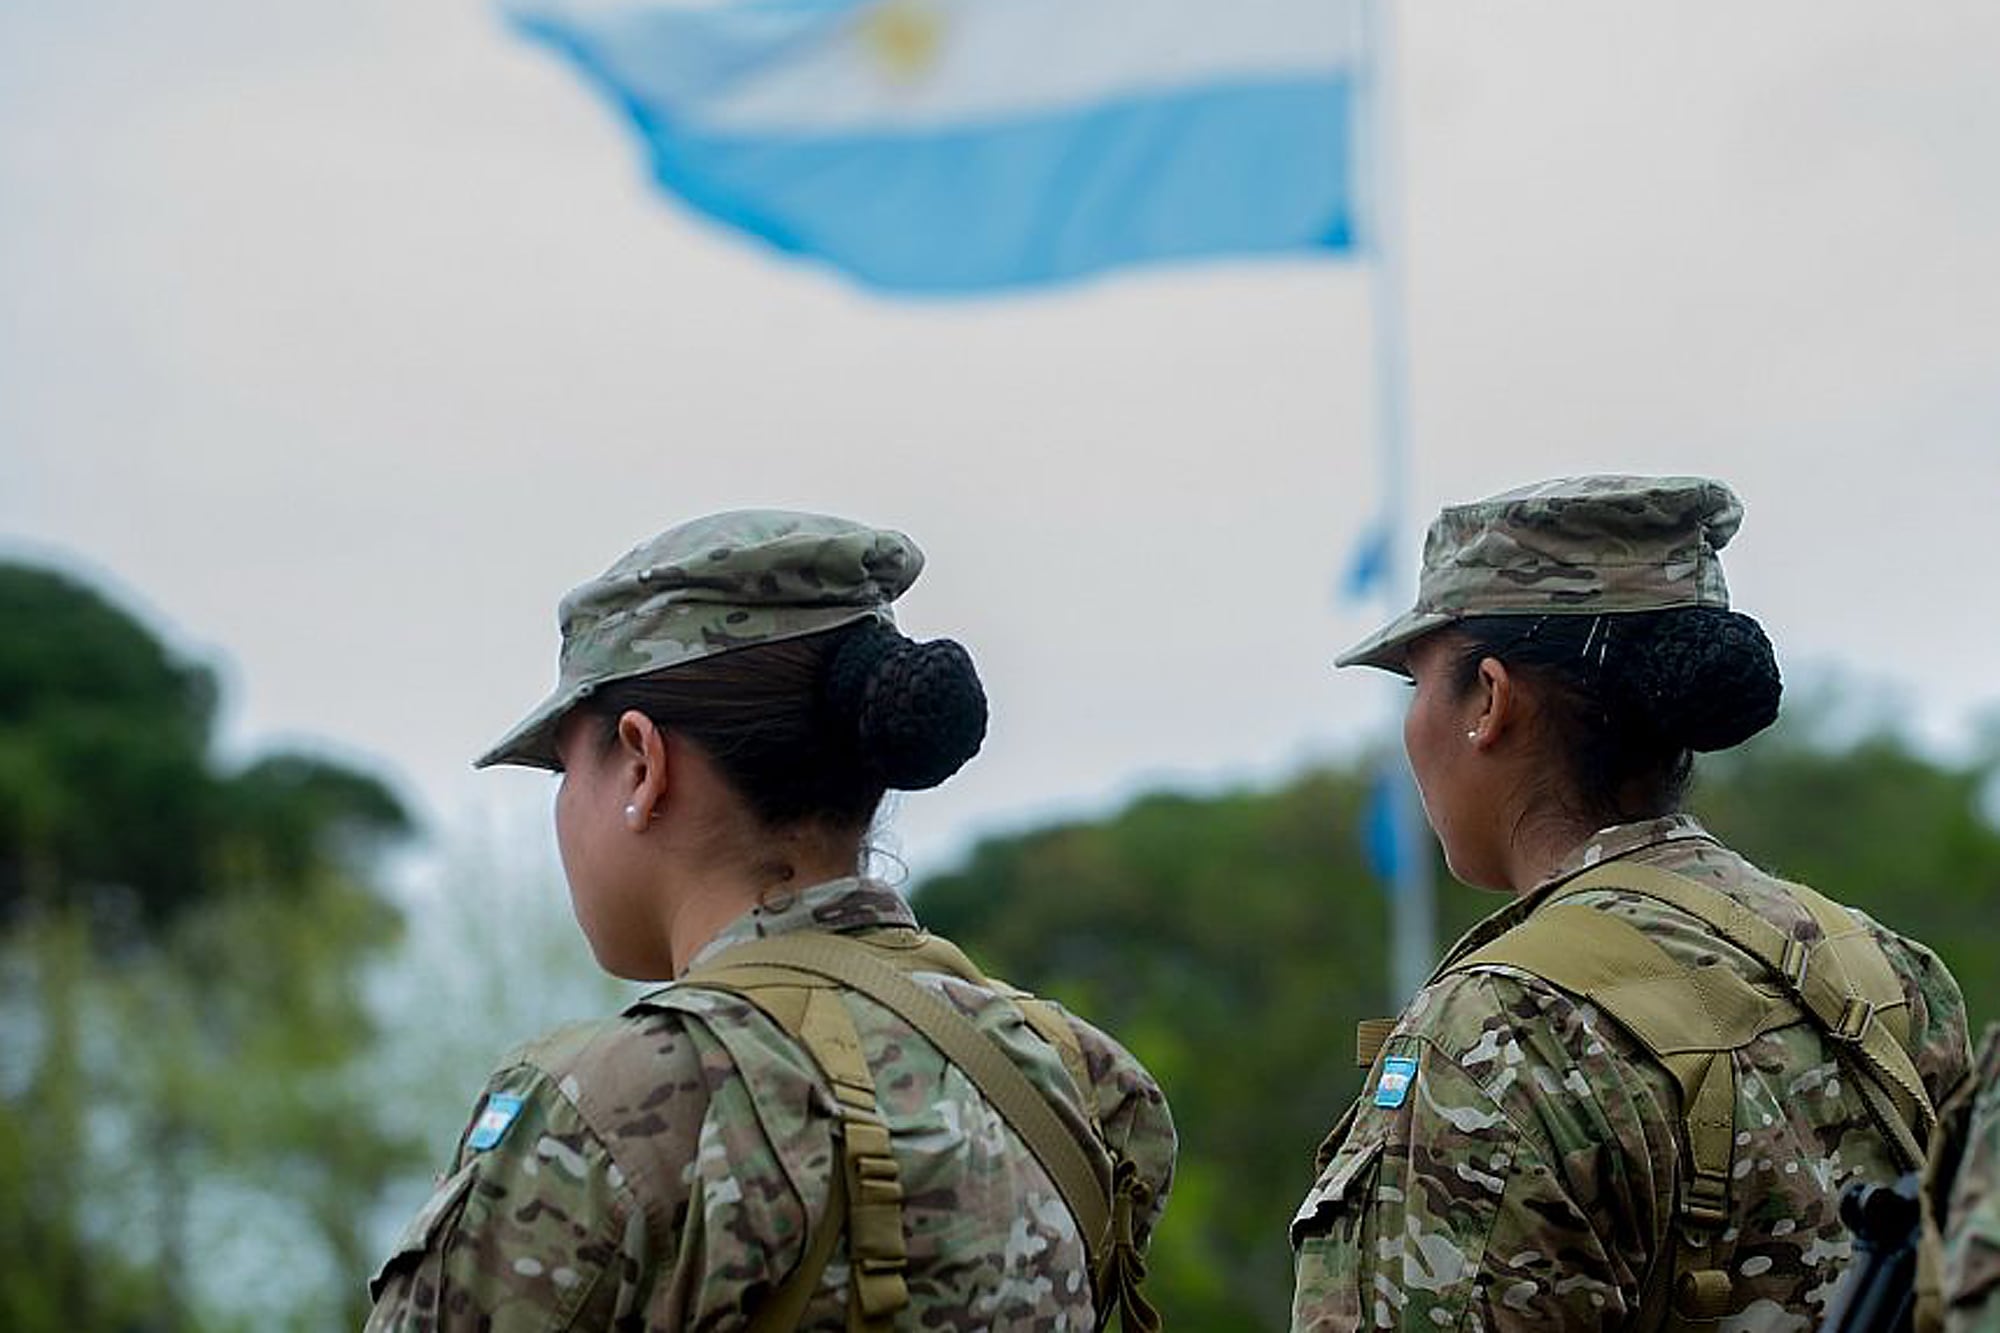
[704,980,908,1332]
[875,931,1103,1132]
[1554,864,1935,1168]
[1356,1018,1398,1070]
[1447,902,1799,1227]
[693,935,1118,1302]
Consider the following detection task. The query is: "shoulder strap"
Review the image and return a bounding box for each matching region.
[685,974,907,1333]
[687,933,1159,1332]
[1443,896,1800,1333]
[1551,863,1935,1168]
[866,929,1103,1131]
[1443,862,1938,1331]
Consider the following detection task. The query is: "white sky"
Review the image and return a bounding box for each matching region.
[3,1,1999,881]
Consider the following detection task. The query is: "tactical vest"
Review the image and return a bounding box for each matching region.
[671,927,1159,1333]
[1353,862,1936,1333]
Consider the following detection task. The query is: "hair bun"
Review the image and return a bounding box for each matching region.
[826,623,987,790]
[1611,608,1781,752]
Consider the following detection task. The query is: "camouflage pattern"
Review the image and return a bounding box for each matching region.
[1943,1025,2000,1333]
[365,877,1176,1331]
[1338,474,1744,674]
[1291,815,1971,1333]
[477,510,922,770]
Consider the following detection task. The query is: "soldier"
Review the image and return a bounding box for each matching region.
[1292,475,1970,1332]
[365,510,1175,1331]
[1940,1027,2000,1331]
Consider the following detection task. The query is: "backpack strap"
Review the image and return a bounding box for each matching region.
[1445,860,1937,1331]
[685,932,1159,1332]
[1550,863,1935,1169]
[1445,900,1803,1328]
[863,928,1104,1132]
[686,970,907,1332]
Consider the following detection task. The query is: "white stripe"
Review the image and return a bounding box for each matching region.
[526,0,1361,134]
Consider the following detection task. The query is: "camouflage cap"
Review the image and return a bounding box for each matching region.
[1336,474,1743,675]
[475,510,922,770]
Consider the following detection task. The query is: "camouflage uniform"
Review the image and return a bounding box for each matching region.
[1943,1026,2000,1333]
[1310,477,1973,1331]
[366,877,1176,1330]
[1291,815,1969,1332]
[372,510,1176,1328]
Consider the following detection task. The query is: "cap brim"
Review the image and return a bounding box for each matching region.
[1334,609,1455,676]
[472,682,587,771]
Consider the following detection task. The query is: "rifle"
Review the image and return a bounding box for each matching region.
[1819,1173,1921,1333]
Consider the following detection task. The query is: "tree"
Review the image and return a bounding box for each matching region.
[0,562,418,1332]
[914,768,1477,1330]
[913,710,2000,1329]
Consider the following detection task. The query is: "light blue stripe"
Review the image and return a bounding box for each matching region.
[519,15,1352,293]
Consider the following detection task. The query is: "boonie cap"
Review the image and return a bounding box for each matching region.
[1337,474,1743,675]
[476,510,922,770]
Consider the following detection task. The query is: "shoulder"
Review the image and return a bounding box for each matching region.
[1054,1006,1177,1229]
[1060,1008,1172,1127]
[1569,842,1972,1097]
[494,989,832,1221]
[367,1026,648,1330]
[1400,962,1657,1105]
[1291,975,1662,1330]
[1942,1025,2000,1326]
[1844,904,1972,1096]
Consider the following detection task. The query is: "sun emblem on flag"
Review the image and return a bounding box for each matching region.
[856,0,945,85]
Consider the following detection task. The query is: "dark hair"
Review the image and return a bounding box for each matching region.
[1446,606,1781,825]
[583,619,987,831]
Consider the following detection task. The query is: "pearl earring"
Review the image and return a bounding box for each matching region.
[624,803,642,828]
[1466,730,1478,741]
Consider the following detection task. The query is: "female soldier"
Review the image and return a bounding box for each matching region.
[367,510,1174,1331]
[1291,476,1969,1332]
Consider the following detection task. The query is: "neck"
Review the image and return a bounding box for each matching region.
[1499,807,1598,898]
[665,873,768,975]
[664,846,861,975]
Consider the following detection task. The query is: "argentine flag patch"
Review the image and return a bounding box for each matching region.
[467,1093,525,1151]
[1374,1056,1418,1108]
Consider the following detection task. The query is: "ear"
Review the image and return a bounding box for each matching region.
[614,709,671,830]
[1468,656,1517,750]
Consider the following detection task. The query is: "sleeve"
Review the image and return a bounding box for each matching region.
[1075,1019,1178,1248]
[1945,1028,2000,1333]
[1850,908,1974,1111]
[1290,973,1668,1333]
[363,1064,642,1333]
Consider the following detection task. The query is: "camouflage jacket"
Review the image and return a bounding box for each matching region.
[365,878,1176,1331]
[1292,815,1970,1333]
[1944,1025,2000,1333]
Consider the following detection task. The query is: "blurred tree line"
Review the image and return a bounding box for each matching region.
[5,558,1999,1331]
[916,705,2000,1331]
[0,563,415,1332]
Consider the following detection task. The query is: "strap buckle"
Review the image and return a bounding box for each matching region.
[1834,997,1875,1043]
[1680,1172,1731,1230]
[1779,936,1810,990]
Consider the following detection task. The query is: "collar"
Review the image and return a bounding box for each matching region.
[1535,812,1718,893]
[682,876,917,975]
[1439,813,1719,968]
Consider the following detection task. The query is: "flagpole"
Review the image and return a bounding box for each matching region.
[1357,0,1434,1004]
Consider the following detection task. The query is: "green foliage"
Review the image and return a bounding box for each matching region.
[0,565,219,929]
[915,714,2000,1330]
[0,559,418,1332]
[916,772,1481,1331]
[1694,720,2000,1033]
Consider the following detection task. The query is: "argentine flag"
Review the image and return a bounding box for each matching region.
[510,0,1360,293]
